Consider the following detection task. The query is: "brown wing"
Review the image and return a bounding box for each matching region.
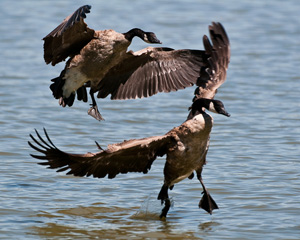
[28,129,176,179]
[194,22,231,100]
[43,5,95,66]
[97,47,207,100]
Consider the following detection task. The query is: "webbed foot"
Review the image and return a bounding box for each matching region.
[197,172,218,214]
[199,189,219,214]
[88,105,104,121]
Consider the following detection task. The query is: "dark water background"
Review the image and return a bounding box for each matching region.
[0,0,299,239]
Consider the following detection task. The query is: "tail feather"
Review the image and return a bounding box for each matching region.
[77,86,88,102]
[50,69,75,107]
[50,70,65,99]
[49,70,88,107]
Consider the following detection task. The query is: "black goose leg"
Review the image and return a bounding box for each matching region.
[197,172,218,214]
[87,91,104,121]
[157,184,171,219]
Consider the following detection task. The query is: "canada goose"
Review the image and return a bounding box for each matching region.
[43,5,229,120]
[28,98,230,218]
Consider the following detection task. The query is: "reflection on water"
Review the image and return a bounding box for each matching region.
[1,0,300,239]
[30,203,216,239]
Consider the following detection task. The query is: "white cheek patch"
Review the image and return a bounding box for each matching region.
[143,34,150,43]
[209,102,218,113]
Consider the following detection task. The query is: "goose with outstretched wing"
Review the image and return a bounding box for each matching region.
[43,5,229,121]
[29,97,230,218]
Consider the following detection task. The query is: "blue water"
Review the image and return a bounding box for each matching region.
[0,0,299,239]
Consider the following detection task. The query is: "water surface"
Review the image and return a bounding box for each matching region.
[0,0,299,239]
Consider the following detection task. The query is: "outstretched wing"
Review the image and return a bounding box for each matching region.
[43,5,95,66]
[96,22,230,101]
[28,129,176,179]
[194,22,231,100]
[97,47,206,100]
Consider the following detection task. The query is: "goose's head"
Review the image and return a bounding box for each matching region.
[206,99,230,117]
[124,28,162,44]
[188,98,230,119]
[142,32,162,44]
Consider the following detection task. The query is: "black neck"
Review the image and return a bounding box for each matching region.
[187,98,211,120]
[123,28,145,42]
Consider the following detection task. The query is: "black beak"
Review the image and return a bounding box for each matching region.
[152,37,162,44]
[221,110,230,117]
[147,32,162,44]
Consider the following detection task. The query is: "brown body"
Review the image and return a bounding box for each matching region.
[63,30,131,97]
[164,113,212,186]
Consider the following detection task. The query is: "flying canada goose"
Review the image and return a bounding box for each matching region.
[28,97,230,218]
[43,5,229,120]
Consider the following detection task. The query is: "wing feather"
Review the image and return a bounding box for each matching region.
[29,129,177,179]
[194,22,231,100]
[97,48,205,100]
[43,5,95,66]
[97,22,230,101]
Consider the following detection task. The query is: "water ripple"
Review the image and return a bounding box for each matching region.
[1,0,300,239]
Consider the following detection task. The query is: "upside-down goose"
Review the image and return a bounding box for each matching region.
[43,5,229,120]
[30,20,230,218]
